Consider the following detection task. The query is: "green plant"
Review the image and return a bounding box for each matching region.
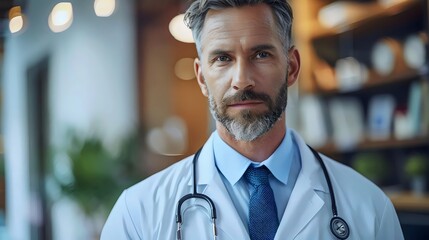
[58,132,143,216]
[405,154,428,178]
[352,152,388,184]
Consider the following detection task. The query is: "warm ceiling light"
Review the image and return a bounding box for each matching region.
[9,6,24,33]
[169,14,194,43]
[174,58,196,80]
[94,0,115,17]
[9,15,24,33]
[48,2,73,33]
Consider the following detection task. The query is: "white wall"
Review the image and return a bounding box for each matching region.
[2,0,137,239]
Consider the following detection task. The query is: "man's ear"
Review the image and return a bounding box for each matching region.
[195,58,209,97]
[287,46,301,87]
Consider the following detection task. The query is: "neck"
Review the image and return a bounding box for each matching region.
[216,116,287,162]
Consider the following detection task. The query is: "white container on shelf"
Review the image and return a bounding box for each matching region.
[328,97,365,150]
[404,33,428,70]
[367,94,396,140]
[298,95,329,148]
[335,57,368,91]
[371,38,406,76]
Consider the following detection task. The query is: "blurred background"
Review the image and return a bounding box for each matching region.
[0,0,428,239]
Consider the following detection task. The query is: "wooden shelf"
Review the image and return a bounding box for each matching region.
[389,192,429,212]
[317,68,424,96]
[358,136,429,150]
[317,136,429,155]
[364,69,425,90]
[310,0,423,41]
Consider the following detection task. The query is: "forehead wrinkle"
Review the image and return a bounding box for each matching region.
[202,33,279,61]
[200,5,279,56]
[203,15,273,39]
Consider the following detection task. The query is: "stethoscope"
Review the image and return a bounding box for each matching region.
[176,145,350,240]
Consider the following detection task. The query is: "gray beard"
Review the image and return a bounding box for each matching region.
[208,82,288,142]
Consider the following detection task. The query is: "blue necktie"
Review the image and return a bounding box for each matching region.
[244,166,279,240]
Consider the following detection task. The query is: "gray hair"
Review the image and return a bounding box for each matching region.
[184,0,293,56]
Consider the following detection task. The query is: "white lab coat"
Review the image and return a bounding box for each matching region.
[101,130,404,240]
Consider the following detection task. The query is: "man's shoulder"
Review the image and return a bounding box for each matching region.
[101,155,197,239]
[291,129,386,196]
[322,154,389,202]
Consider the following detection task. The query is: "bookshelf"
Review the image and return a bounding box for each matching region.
[293,0,429,217]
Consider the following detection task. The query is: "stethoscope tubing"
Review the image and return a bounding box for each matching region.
[176,147,218,240]
[176,145,350,239]
[308,146,350,239]
[307,145,338,217]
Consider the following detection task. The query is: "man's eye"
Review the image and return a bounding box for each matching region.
[255,52,270,59]
[216,56,231,62]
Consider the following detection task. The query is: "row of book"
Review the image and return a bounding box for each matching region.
[299,79,429,150]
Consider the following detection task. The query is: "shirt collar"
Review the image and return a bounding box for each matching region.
[214,129,295,186]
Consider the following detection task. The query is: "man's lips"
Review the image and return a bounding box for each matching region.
[227,100,265,108]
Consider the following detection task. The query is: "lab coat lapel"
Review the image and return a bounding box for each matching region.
[275,130,327,240]
[203,170,250,239]
[190,135,250,240]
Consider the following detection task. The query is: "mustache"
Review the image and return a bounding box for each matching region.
[222,90,272,105]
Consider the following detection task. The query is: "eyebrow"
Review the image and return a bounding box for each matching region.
[207,49,231,59]
[250,44,276,52]
[207,44,276,59]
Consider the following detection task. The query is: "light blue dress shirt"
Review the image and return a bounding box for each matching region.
[213,128,302,231]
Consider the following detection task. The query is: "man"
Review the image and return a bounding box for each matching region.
[101,0,404,239]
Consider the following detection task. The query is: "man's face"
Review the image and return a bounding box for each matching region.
[194,4,300,141]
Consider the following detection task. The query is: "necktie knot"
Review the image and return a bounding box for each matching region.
[244,166,270,186]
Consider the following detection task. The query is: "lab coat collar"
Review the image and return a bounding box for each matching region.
[293,129,328,194]
[187,130,330,239]
[275,129,329,239]
[188,130,306,188]
[187,132,217,186]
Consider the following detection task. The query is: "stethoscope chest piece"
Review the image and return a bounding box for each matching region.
[330,216,350,239]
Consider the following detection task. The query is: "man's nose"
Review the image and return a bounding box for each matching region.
[231,60,255,91]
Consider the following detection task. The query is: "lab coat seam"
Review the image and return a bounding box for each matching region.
[124,189,143,240]
[375,197,389,239]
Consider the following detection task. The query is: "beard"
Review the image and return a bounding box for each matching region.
[208,82,288,142]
